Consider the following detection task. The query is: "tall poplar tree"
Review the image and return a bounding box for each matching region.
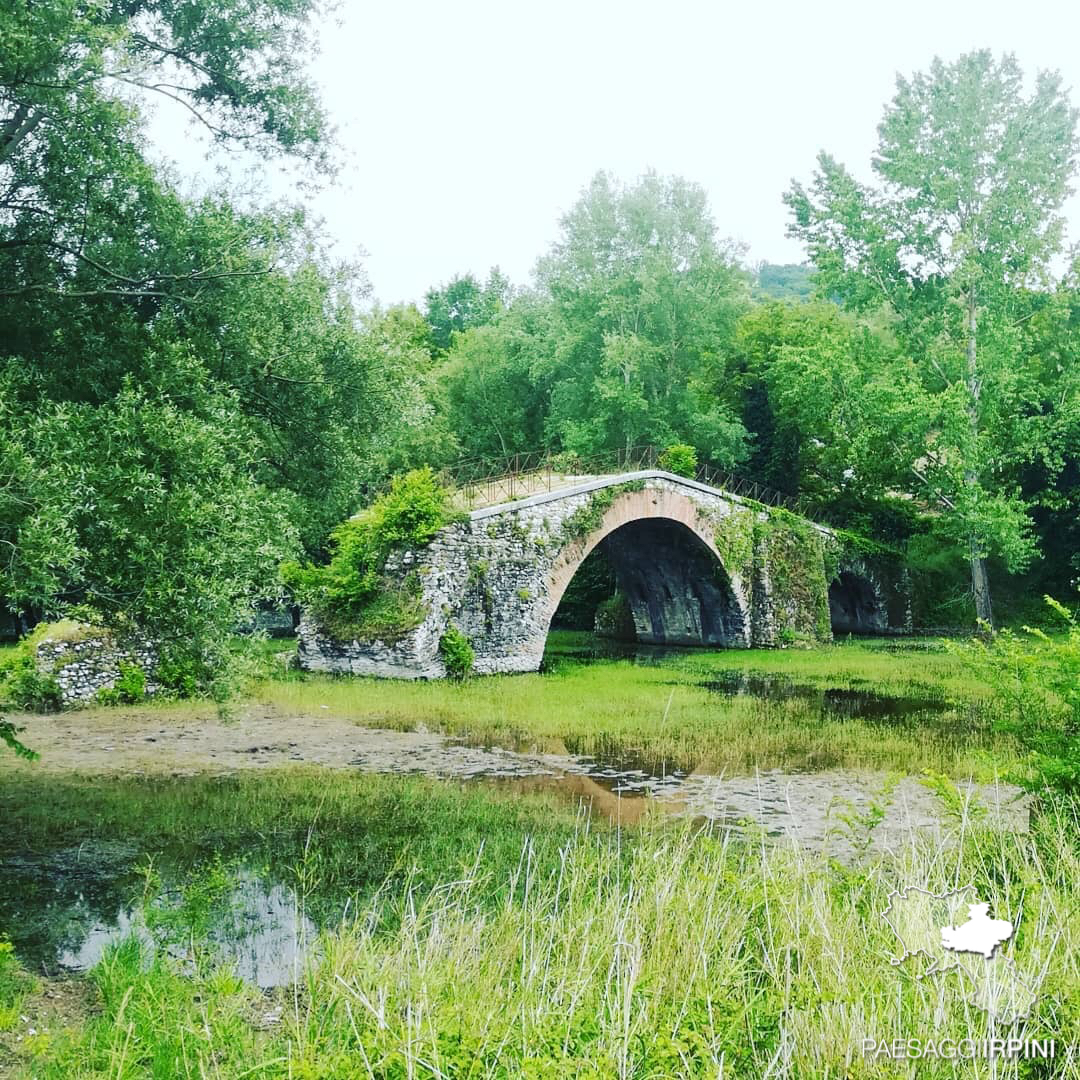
[786,51,1079,625]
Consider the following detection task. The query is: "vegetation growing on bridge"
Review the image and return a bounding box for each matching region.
[438,624,475,680]
[754,510,832,643]
[560,480,648,542]
[708,505,757,584]
[706,502,833,643]
[282,469,462,643]
[657,443,698,477]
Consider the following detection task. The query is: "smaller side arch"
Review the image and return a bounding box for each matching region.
[828,569,887,635]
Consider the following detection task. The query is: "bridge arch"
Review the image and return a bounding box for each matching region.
[543,486,750,648]
[828,567,888,636]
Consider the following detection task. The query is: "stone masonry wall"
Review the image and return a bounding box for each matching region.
[34,632,158,705]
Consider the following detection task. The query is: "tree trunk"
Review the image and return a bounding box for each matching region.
[964,286,993,629]
[969,533,993,629]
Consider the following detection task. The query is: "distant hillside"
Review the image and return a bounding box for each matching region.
[754,262,816,300]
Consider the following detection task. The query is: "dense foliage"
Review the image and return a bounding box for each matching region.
[0,0,424,685]
[657,443,698,478]
[423,172,752,467]
[785,51,1079,624]
[955,597,1080,792]
[438,624,475,680]
[282,469,461,642]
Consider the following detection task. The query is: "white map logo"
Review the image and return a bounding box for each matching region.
[882,884,1036,1023]
[940,902,1013,958]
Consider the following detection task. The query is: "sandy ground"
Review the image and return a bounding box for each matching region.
[4,702,435,775]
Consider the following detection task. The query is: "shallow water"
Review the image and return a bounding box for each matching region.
[702,669,954,720]
[1,640,1023,987]
[0,748,1027,986]
[2,849,314,988]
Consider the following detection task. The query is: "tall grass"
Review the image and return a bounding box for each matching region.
[254,639,1012,778]
[15,790,1079,1078]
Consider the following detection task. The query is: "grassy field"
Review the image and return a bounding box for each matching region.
[253,634,1016,779]
[2,634,1074,1077]
[0,768,1077,1078]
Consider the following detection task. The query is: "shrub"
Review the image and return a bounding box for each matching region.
[439,625,474,680]
[951,596,1080,793]
[658,443,698,478]
[283,469,461,643]
[96,662,147,706]
[0,629,63,712]
[154,647,207,699]
[594,592,636,640]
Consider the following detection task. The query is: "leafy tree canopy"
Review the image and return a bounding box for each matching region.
[533,171,751,463]
[424,269,512,353]
[785,50,1080,623]
[0,0,412,687]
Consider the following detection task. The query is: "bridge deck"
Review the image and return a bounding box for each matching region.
[450,470,607,510]
[461,468,833,535]
[446,449,822,523]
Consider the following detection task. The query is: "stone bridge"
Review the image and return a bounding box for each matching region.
[298,471,905,678]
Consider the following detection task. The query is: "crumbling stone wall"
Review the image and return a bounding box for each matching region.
[33,631,158,705]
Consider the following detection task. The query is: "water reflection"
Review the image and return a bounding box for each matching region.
[1,641,1015,989]
[1,767,1027,989]
[492,769,1028,849]
[701,670,953,720]
[538,637,681,671]
[1,849,313,988]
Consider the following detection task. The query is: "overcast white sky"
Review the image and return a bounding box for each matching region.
[152,0,1080,305]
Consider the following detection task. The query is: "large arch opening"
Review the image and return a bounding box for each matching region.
[828,570,886,635]
[550,518,746,648]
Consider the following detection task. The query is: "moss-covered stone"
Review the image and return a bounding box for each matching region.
[560,480,647,541]
[753,509,832,644]
[711,505,756,582]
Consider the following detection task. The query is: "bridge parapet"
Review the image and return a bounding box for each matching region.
[298,471,869,678]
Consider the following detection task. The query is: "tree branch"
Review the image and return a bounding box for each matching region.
[0,104,45,168]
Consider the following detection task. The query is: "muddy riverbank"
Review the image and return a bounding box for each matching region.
[4,702,1027,845]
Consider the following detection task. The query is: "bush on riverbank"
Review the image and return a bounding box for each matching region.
[952,596,1080,794]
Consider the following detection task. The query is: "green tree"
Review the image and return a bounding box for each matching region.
[1008,273,1080,598]
[0,0,387,687]
[424,269,513,353]
[355,303,458,480]
[733,302,907,510]
[1,0,329,301]
[1,382,297,675]
[535,171,751,463]
[786,51,1079,625]
[434,294,554,466]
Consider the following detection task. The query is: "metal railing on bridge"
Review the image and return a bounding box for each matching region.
[441,445,819,519]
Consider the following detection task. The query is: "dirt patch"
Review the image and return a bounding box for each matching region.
[1,703,398,776]
[1,703,1028,856]
[0,976,99,1076]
